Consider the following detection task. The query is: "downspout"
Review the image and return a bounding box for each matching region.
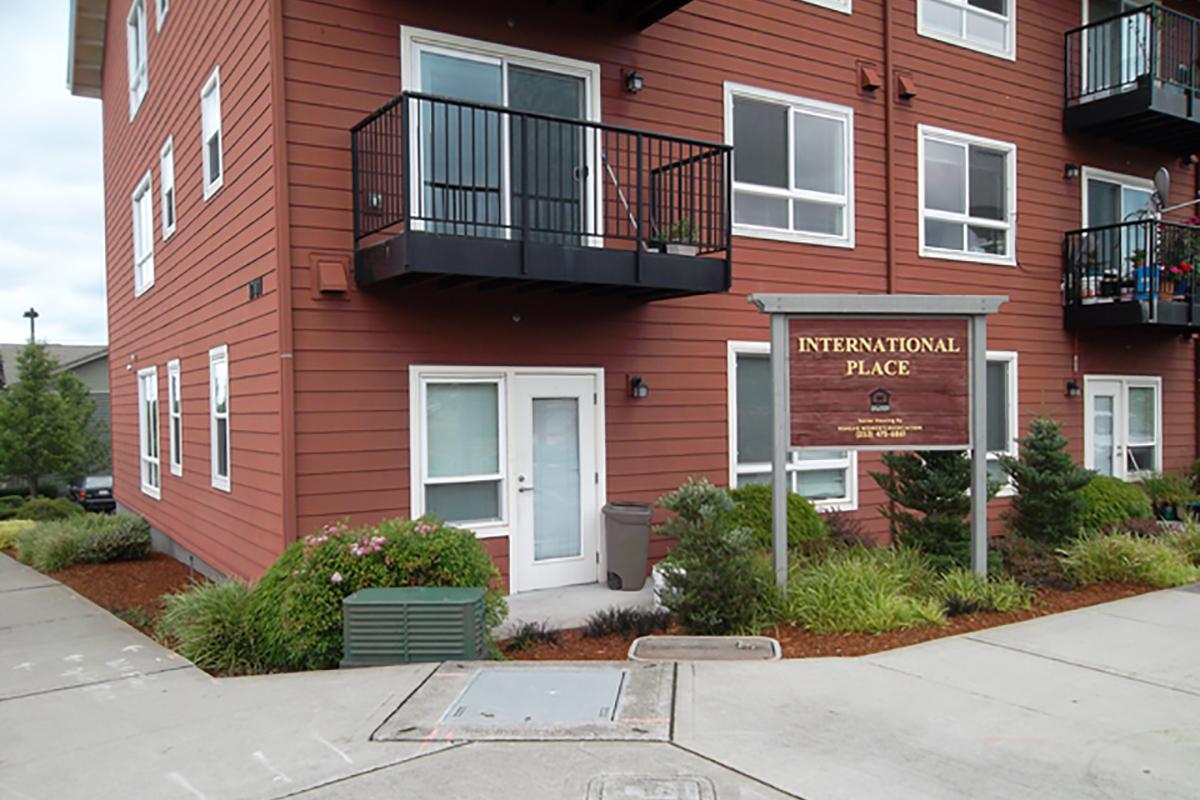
[884,0,896,295]
[269,0,297,545]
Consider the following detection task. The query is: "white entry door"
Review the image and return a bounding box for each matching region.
[1084,376,1162,478]
[511,374,599,592]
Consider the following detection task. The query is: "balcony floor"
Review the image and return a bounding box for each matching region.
[1065,297,1200,331]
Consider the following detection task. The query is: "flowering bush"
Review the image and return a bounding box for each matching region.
[251,516,506,671]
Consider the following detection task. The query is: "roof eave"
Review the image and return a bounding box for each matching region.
[67,0,107,99]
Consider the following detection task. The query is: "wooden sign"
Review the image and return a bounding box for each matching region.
[789,317,970,449]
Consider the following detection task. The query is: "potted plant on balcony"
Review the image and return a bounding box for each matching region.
[653,219,699,257]
[1131,248,1155,301]
[1164,261,1191,301]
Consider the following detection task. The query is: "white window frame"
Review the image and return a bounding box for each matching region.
[167,358,182,477]
[985,350,1018,497]
[131,170,155,296]
[160,136,176,240]
[201,67,224,200]
[411,371,508,533]
[126,0,149,120]
[801,0,851,13]
[727,341,858,511]
[137,366,161,500]
[209,345,231,492]
[1080,165,1155,227]
[155,0,169,31]
[917,0,1016,61]
[918,124,1017,267]
[724,82,856,249]
[1083,375,1163,478]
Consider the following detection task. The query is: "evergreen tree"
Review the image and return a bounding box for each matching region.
[870,450,999,570]
[0,343,108,497]
[999,416,1093,546]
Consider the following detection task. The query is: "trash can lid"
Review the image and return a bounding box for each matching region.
[602,501,653,517]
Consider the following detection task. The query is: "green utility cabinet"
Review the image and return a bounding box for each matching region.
[341,587,487,667]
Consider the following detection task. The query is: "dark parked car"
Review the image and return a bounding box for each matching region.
[70,475,115,513]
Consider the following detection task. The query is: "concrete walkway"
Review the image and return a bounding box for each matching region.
[1,553,1198,799]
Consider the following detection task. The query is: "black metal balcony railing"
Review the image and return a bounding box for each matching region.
[1064,219,1200,327]
[350,92,731,290]
[1066,4,1199,105]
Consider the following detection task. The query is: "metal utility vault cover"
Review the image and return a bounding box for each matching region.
[373,661,673,742]
[443,668,626,725]
[586,776,716,800]
[629,635,781,662]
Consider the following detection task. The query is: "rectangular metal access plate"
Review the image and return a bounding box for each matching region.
[443,668,627,725]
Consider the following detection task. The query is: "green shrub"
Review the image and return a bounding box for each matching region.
[252,517,506,671]
[582,606,672,639]
[727,483,827,552]
[999,417,1093,546]
[16,514,151,572]
[158,581,264,674]
[1079,476,1154,532]
[0,519,35,549]
[0,495,26,520]
[502,620,561,653]
[1059,531,1200,588]
[20,497,84,522]
[870,451,1000,572]
[993,535,1071,589]
[1162,520,1200,566]
[655,477,733,538]
[933,568,1035,615]
[785,546,945,634]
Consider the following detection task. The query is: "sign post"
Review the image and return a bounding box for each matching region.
[751,294,1007,587]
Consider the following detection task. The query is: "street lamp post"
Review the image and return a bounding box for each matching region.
[22,308,38,343]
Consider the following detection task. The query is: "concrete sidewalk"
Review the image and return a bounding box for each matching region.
[2,552,1198,799]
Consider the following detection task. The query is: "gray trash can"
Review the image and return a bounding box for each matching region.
[602,501,653,591]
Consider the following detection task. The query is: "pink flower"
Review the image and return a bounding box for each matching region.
[415,521,438,535]
[330,572,343,584]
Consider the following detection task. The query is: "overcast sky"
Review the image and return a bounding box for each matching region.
[0,2,106,345]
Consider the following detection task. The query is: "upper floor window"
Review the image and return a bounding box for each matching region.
[201,67,224,199]
[918,0,1015,60]
[155,0,169,31]
[137,366,160,499]
[131,171,155,296]
[209,345,231,491]
[167,358,182,476]
[160,137,176,239]
[919,125,1016,266]
[126,0,149,119]
[725,83,855,248]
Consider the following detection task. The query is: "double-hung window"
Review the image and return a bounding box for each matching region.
[137,366,160,499]
[209,346,230,491]
[918,0,1015,60]
[985,351,1018,493]
[726,83,854,247]
[728,342,857,509]
[919,125,1016,265]
[417,378,505,525]
[126,0,148,119]
[155,0,169,31]
[201,67,224,199]
[160,137,176,239]
[131,171,155,295]
[167,358,182,476]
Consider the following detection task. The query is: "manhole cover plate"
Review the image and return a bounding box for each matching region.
[444,668,626,725]
[373,661,673,742]
[587,776,716,800]
[629,635,781,661]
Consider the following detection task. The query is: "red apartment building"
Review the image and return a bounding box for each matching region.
[69,0,1200,592]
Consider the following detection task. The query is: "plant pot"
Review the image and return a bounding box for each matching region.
[665,243,699,257]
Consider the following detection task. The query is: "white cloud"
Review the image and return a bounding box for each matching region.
[0,2,106,345]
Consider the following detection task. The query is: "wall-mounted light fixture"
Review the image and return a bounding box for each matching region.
[1065,379,1081,398]
[630,375,649,399]
[1064,163,1080,180]
[623,70,644,95]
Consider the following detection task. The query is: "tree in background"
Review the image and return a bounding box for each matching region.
[0,343,108,497]
[999,417,1093,546]
[870,451,1000,571]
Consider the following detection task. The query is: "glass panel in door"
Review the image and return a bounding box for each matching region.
[508,66,586,246]
[1085,1,1151,94]
[417,51,504,237]
[532,397,582,561]
[1092,393,1117,477]
[1126,386,1157,473]
[1085,178,1152,277]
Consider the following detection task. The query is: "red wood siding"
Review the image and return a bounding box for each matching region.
[101,0,286,578]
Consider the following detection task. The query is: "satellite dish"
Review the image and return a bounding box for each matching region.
[1153,166,1171,212]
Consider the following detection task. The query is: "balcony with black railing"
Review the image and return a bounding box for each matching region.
[350,92,732,299]
[1065,4,1200,152]
[1064,218,1200,330]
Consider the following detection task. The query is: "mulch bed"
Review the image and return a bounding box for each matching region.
[501,582,1156,661]
[46,553,196,635]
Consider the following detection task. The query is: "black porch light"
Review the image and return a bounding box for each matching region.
[630,375,649,399]
[1065,379,1081,398]
[623,70,645,94]
[1064,163,1080,180]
